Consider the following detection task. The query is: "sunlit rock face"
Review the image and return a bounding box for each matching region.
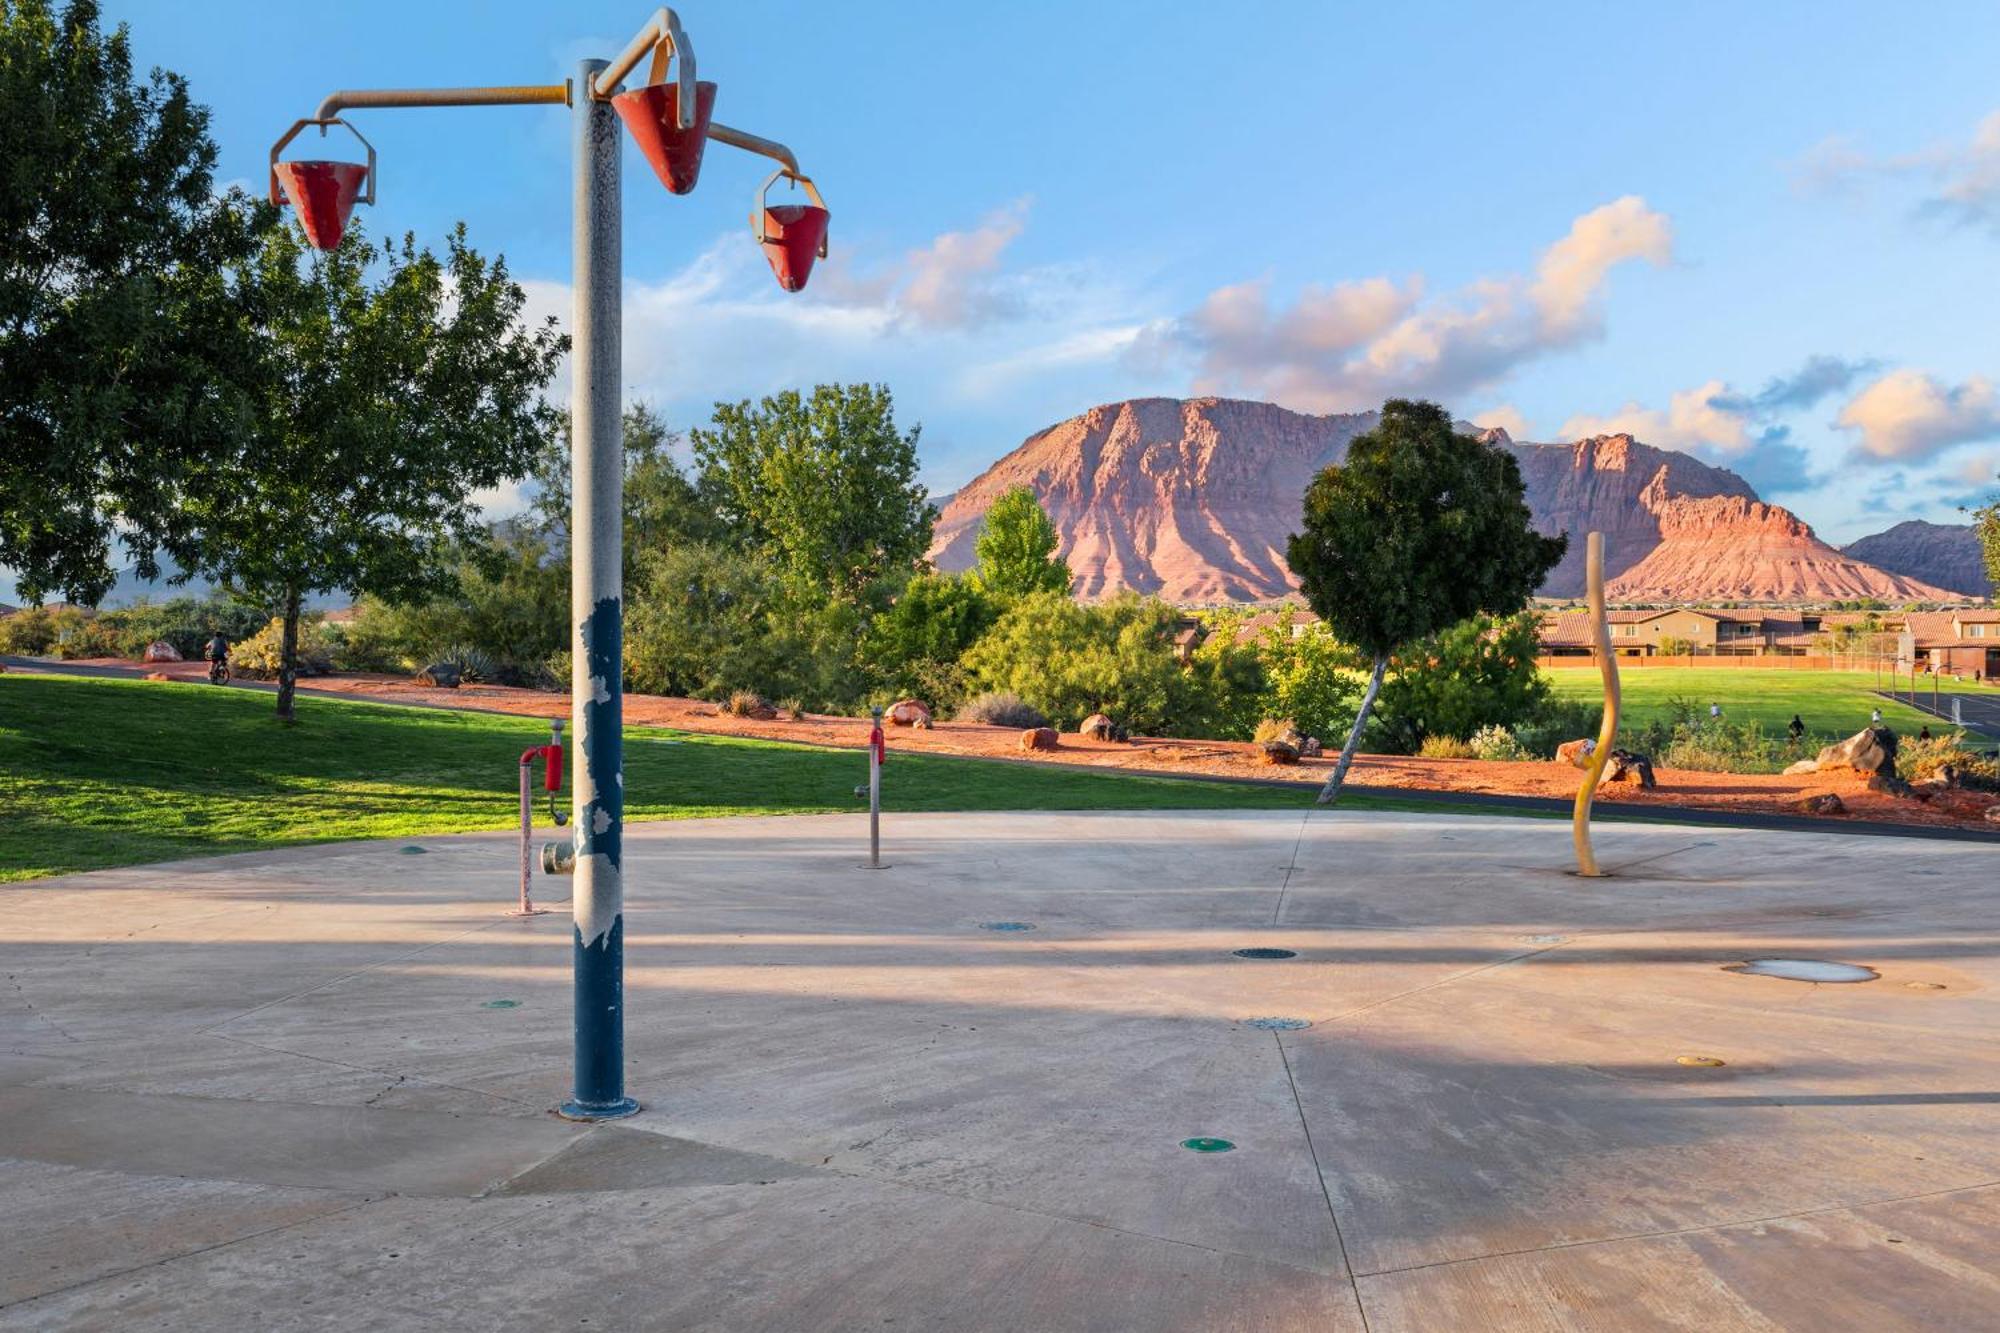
[928,398,1950,604]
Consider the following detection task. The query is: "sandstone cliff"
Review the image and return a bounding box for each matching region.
[928,397,1954,604]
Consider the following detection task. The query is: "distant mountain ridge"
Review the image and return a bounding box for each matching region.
[1840,520,1990,599]
[927,397,1969,604]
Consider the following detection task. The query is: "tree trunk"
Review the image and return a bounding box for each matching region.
[275,587,302,723]
[1317,653,1387,806]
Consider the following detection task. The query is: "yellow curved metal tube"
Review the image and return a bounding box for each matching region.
[1572,531,1620,876]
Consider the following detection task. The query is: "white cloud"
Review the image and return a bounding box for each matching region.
[1472,405,1534,440]
[1837,369,2000,461]
[1794,109,2000,232]
[1561,379,1749,453]
[1175,197,1672,412]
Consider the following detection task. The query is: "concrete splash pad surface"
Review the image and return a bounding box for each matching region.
[1,811,1996,1330]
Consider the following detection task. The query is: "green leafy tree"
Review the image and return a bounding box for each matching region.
[1255,610,1363,744]
[973,486,1071,598]
[532,402,726,579]
[181,223,566,720]
[1975,478,1999,594]
[0,0,265,602]
[1286,399,1566,803]
[691,384,934,599]
[865,571,997,707]
[1372,613,1549,752]
[962,592,1235,735]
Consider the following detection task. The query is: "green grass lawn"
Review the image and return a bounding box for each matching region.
[0,673,1362,882]
[1542,665,1951,735]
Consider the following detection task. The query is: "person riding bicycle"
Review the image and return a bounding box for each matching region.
[203,629,231,683]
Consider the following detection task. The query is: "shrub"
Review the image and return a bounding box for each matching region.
[1654,720,1787,774]
[1373,613,1548,753]
[725,689,775,719]
[0,607,57,655]
[1468,724,1530,762]
[538,649,571,693]
[957,691,1049,729]
[50,609,121,659]
[231,616,336,679]
[1252,613,1360,745]
[781,697,807,722]
[1901,730,2000,791]
[1418,734,1475,759]
[1253,717,1301,745]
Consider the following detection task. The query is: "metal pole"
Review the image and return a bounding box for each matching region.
[868,705,883,868]
[560,57,638,1122]
[518,758,534,913]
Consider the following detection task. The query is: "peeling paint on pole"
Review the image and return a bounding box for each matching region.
[559,57,638,1122]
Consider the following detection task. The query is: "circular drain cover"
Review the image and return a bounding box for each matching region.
[1243,1017,1312,1031]
[399,846,428,856]
[1676,1055,1726,1068]
[1233,948,1297,960]
[481,999,521,1009]
[1181,1138,1235,1153]
[1726,958,1879,984]
[979,922,1035,932]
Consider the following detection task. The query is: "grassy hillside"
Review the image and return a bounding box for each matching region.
[0,674,1336,882]
[1542,666,1951,734]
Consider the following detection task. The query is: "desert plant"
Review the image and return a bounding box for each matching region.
[1417,734,1476,759]
[781,697,807,721]
[725,689,775,719]
[439,645,500,685]
[956,691,1049,730]
[536,649,571,693]
[1468,724,1530,762]
[1254,717,1302,746]
[1654,720,1787,774]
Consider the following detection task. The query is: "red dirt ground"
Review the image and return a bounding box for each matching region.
[85,659,2000,835]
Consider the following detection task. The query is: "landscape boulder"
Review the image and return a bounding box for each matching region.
[1798,793,1846,815]
[1259,740,1300,766]
[1020,727,1059,752]
[417,663,462,689]
[1555,738,1597,769]
[1299,736,1322,758]
[1599,749,1657,789]
[1985,805,2000,824]
[143,671,172,682]
[142,640,182,663]
[1815,726,1898,779]
[1782,758,1820,776]
[1078,713,1116,741]
[887,699,932,729]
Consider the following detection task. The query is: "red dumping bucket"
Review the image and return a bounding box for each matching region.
[275,160,368,251]
[612,80,716,195]
[758,204,830,292]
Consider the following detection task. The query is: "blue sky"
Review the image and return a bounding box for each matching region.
[109,1,2000,543]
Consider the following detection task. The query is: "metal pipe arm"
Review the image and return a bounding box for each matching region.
[313,83,570,122]
[592,7,695,102]
[708,121,800,176]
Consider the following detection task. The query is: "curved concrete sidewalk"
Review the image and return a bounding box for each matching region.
[2,810,1997,1329]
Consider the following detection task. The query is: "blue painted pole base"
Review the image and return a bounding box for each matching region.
[556,1095,641,1122]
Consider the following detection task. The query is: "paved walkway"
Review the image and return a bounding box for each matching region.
[3,810,1997,1329]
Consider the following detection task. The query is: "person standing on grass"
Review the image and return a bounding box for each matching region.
[1788,714,1805,745]
[1920,724,1932,742]
[1871,706,1883,725]
[1710,702,1722,724]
